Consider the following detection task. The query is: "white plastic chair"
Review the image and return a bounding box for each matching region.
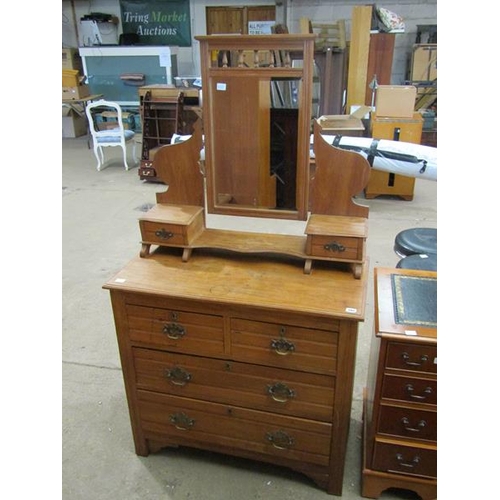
[85,99,137,171]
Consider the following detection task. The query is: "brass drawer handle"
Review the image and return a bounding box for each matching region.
[405,384,433,401]
[323,241,345,253]
[395,453,421,469]
[155,228,174,240]
[163,322,186,339]
[401,417,427,433]
[164,366,192,386]
[169,412,195,430]
[265,430,295,450]
[270,338,295,356]
[402,352,429,367]
[267,382,296,403]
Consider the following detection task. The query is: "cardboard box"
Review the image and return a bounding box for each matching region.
[62,69,81,87]
[375,85,416,118]
[62,85,90,100]
[411,44,437,82]
[62,107,87,138]
[62,48,83,72]
[317,106,370,137]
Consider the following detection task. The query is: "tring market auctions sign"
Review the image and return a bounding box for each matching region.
[120,0,191,46]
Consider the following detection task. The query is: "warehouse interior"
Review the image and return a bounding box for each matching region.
[11,0,485,498]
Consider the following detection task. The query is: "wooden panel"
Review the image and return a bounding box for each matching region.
[372,440,437,478]
[206,7,244,35]
[133,348,335,421]
[385,342,437,374]
[126,304,225,356]
[364,33,395,106]
[381,374,437,406]
[346,5,372,111]
[210,75,274,207]
[230,317,339,375]
[377,405,437,442]
[206,6,275,35]
[310,121,370,217]
[247,6,275,23]
[138,390,333,466]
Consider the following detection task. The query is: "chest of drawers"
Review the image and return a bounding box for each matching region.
[104,248,367,495]
[362,267,437,500]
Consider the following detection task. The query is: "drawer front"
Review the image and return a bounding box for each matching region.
[307,234,362,261]
[377,405,437,442]
[382,374,437,406]
[230,318,338,375]
[126,304,224,356]
[140,220,187,246]
[372,440,437,479]
[133,348,335,421]
[386,342,437,375]
[137,390,332,466]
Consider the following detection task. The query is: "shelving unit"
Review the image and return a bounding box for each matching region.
[137,85,201,181]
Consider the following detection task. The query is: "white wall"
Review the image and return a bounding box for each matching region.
[62,0,437,82]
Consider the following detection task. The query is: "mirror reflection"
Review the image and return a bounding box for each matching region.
[211,77,302,213]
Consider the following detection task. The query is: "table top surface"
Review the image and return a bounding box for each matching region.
[374,267,437,342]
[62,94,103,104]
[104,247,368,321]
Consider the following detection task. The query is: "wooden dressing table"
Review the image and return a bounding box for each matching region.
[104,34,374,495]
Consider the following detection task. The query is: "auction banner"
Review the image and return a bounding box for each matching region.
[120,0,191,46]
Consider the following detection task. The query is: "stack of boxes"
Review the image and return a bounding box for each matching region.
[62,48,89,100]
[62,48,89,138]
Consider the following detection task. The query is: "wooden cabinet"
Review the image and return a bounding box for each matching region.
[104,249,367,496]
[365,114,423,201]
[362,267,437,500]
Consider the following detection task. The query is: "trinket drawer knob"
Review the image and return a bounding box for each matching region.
[163,322,186,339]
[265,430,295,450]
[323,241,345,253]
[155,229,174,240]
[402,352,429,367]
[164,366,192,386]
[267,382,296,403]
[401,417,427,433]
[405,384,433,401]
[395,453,421,469]
[169,412,195,430]
[270,338,295,356]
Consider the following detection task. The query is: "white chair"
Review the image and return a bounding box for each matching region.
[85,99,137,171]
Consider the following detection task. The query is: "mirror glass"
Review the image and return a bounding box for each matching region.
[207,74,307,219]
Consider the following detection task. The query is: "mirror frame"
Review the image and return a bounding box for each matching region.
[196,34,315,221]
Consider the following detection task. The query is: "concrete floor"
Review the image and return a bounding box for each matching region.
[62,136,437,500]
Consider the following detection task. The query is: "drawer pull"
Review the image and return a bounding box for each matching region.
[405,384,433,401]
[164,366,192,386]
[402,352,429,367]
[267,382,296,403]
[163,322,186,339]
[395,453,421,469]
[265,430,295,450]
[323,241,346,253]
[155,228,174,240]
[169,412,195,430]
[401,417,427,433]
[270,338,295,356]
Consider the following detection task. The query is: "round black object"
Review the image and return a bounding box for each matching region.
[396,253,437,271]
[394,228,437,257]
